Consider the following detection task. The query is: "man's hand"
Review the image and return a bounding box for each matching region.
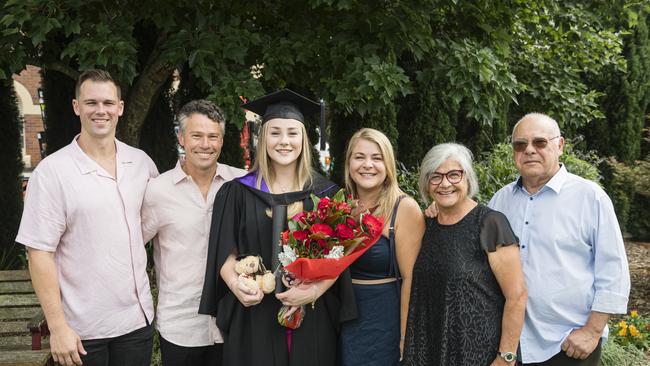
[424,201,437,218]
[231,278,264,307]
[561,327,600,359]
[49,324,86,366]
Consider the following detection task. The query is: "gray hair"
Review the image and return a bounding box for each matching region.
[177,99,226,134]
[418,142,479,204]
[512,112,561,139]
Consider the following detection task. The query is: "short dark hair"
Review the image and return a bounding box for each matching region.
[177,99,226,133]
[75,69,121,99]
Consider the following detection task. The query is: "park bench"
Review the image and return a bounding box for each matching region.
[0,270,52,366]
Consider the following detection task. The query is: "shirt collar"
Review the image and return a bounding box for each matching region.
[172,159,235,185]
[71,135,131,175]
[513,164,568,194]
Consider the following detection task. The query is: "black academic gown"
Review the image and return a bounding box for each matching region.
[199,173,357,366]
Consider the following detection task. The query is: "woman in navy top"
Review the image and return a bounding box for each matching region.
[339,128,425,365]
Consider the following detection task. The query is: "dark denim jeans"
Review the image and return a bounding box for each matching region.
[160,336,223,366]
[80,324,153,366]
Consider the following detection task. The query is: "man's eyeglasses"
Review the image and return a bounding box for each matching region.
[429,170,464,186]
[512,136,560,152]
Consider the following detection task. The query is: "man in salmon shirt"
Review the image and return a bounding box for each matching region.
[141,99,246,365]
[16,69,158,366]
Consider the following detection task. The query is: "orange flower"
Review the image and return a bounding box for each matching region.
[630,310,638,318]
[618,321,628,329]
[629,325,640,338]
[618,327,628,337]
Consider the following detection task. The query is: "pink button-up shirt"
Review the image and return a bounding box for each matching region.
[141,161,246,347]
[16,137,158,340]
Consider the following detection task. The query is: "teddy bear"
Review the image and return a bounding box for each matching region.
[235,255,275,294]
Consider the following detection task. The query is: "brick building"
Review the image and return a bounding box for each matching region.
[12,65,45,174]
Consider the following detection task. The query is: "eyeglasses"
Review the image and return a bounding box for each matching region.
[512,136,560,152]
[428,170,464,185]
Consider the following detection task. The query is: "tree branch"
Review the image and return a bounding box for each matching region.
[27,58,80,80]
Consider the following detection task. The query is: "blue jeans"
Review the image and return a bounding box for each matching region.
[80,324,153,366]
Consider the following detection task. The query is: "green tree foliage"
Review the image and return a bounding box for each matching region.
[41,69,79,155]
[585,9,650,163]
[0,79,25,269]
[0,0,633,172]
[138,75,177,172]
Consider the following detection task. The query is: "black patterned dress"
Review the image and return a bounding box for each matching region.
[402,204,518,366]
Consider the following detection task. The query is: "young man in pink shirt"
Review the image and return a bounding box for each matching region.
[16,69,158,366]
[141,100,246,366]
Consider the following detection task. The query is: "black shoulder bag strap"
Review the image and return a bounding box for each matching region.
[388,195,406,285]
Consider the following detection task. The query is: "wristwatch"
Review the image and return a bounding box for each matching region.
[498,351,517,363]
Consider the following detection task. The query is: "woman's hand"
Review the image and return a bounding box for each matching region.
[424,201,437,218]
[230,277,264,307]
[275,282,318,307]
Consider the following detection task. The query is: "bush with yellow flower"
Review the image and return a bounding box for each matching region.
[610,310,649,350]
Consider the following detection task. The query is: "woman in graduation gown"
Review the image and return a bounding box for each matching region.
[199,89,357,366]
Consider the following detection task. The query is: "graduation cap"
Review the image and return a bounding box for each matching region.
[241,89,327,150]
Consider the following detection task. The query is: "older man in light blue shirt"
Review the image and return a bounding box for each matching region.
[489,113,630,365]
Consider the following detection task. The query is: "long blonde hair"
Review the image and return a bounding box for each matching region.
[252,120,313,217]
[345,128,404,225]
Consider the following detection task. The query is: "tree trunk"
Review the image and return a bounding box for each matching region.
[118,36,176,147]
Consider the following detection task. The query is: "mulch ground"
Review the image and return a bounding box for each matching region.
[626,241,650,316]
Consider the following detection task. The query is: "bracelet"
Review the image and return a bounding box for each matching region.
[400,336,405,341]
[311,284,318,310]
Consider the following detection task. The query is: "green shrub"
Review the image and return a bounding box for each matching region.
[600,338,648,366]
[474,142,602,204]
[603,157,650,239]
[397,162,426,208]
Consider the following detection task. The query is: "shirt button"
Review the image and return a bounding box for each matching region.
[521,245,526,249]
[525,221,529,224]
[529,197,533,201]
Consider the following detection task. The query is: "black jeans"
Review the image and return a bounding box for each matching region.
[80,324,153,366]
[523,340,602,366]
[160,336,223,366]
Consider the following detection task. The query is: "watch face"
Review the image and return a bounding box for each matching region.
[502,352,516,362]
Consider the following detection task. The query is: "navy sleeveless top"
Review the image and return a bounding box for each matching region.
[349,236,392,280]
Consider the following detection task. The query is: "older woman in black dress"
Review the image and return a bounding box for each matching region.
[403,143,527,366]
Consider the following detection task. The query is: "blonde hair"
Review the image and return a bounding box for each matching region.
[345,128,404,225]
[252,120,313,217]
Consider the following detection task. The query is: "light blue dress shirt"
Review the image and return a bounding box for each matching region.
[488,165,630,363]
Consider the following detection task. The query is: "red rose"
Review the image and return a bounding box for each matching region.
[292,229,310,242]
[316,239,328,249]
[346,217,357,227]
[292,211,307,223]
[362,214,383,238]
[310,223,334,237]
[281,230,289,244]
[335,224,355,240]
[317,197,331,211]
[336,202,352,214]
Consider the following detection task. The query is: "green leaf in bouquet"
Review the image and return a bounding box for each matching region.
[333,189,346,202]
[343,237,365,255]
[311,194,321,209]
[324,212,342,224]
[288,220,300,232]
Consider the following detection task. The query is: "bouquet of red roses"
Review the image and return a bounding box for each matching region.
[278,189,384,281]
[275,189,383,328]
